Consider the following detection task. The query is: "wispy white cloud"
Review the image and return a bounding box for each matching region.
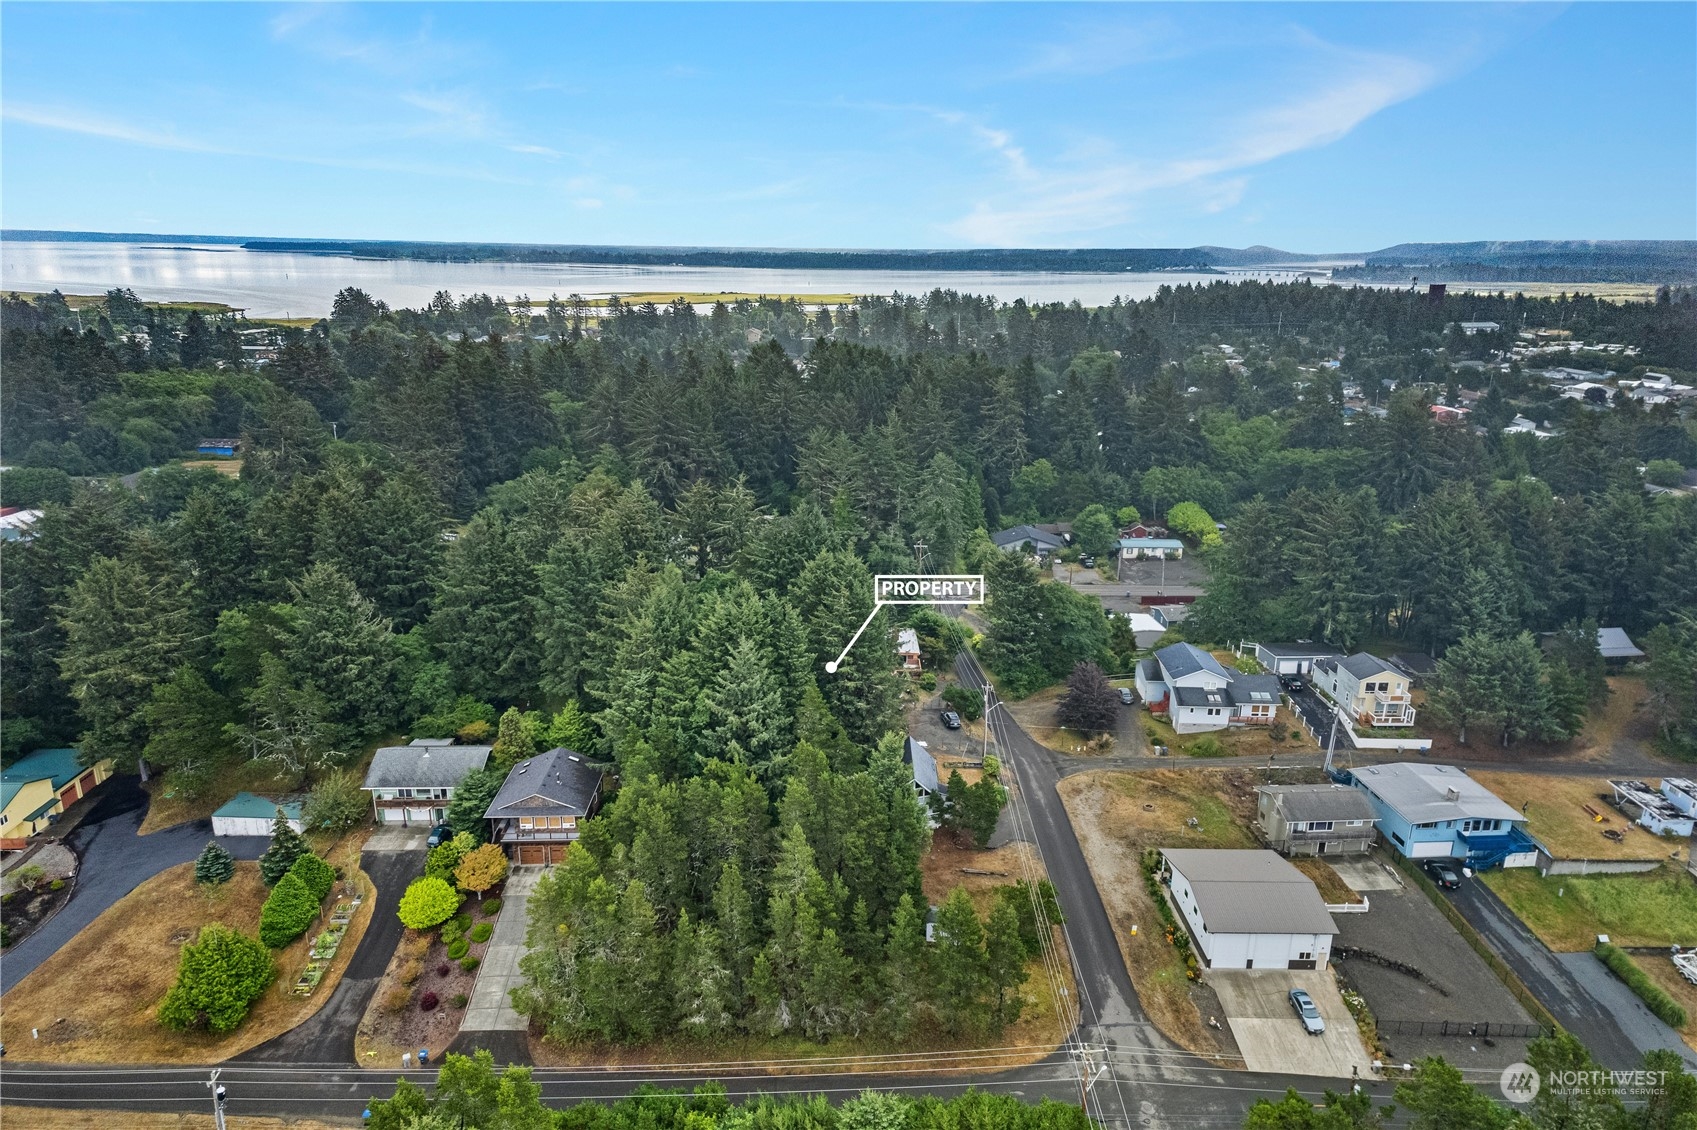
[3,101,530,185]
[941,46,1440,243]
[508,143,562,158]
[1013,18,1187,79]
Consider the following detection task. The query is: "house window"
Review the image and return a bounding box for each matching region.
[1347,820,1364,827]
[397,788,414,799]
[1207,708,1221,716]
[1289,822,1307,832]
[518,817,533,829]
[1310,821,1334,832]
[1298,951,1312,961]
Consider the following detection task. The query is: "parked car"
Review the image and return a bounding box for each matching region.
[940,710,963,730]
[1118,687,1135,705]
[1424,861,1462,889]
[1279,675,1305,695]
[1288,989,1326,1035]
[426,823,453,848]
[1079,555,1096,568]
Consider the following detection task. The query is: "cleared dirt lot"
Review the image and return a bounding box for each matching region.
[1209,969,1374,1077]
[1331,865,1536,1073]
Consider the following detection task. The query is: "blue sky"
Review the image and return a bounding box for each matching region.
[3,3,1692,250]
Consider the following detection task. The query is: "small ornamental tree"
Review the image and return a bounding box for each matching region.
[454,843,508,899]
[1056,661,1119,734]
[158,925,275,1034]
[287,852,336,903]
[257,811,308,886]
[259,871,319,948]
[425,831,476,883]
[398,876,463,931]
[194,840,236,886]
[301,770,368,835]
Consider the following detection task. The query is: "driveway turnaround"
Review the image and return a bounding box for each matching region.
[460,866,540,1032]
[1209,970,1375,1077]
[0,775,268,993]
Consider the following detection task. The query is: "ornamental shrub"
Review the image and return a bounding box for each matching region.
[459,956,480,972]
[420,990,440,1012]
[397,876,462,931]
[454,843,508,897]
[446,938,470,961]
[451,993,469,1008]
[425,832,477,883]
[287,852,335,903]
[437,963,452,977]
[480,898,502,917]
[468,922,493,944]
[259,872,319,949]
[382,988,411,1014]
[193,840,235,886]
[158,925,275,1034]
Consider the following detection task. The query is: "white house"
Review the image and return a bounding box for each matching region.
[1311,653,1416,727]
[1456,321,1501,335]
[1161,848,1339,970]
[362,740,492,825]
[1610,780,1696,838]
[896,628,922,674]
[1504,416,1556,439]
[1135,642,1282,734]
[1118,536,1185,561]
[1661,778,1697,819]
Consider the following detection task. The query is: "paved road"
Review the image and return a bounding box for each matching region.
[1446,875,1672,1069]
[0,775,269,993]
[235,845,425,1065]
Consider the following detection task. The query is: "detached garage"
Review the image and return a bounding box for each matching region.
[1161,848,1339,971]
[212,792,303,837]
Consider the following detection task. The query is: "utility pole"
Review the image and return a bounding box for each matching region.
[1323,706,1340,776]
[207,1068,228,1130]
[912,540,928,574]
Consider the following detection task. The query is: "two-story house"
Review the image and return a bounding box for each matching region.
[361,740,492,826]
[1311,653,1416,727]
[1255,784,1379,856]
[1134,642,1283,734]
[483,747,604,865]
[1346,762,1537,868]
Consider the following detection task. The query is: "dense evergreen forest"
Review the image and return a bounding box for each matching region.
[2,279,1696,1043]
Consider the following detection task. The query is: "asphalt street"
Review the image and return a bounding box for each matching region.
[0,775,269,993]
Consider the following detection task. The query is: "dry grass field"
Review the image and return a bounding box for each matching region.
[1637,955,1697,1053]
[1468,771,1685,862]
[1289,857,1364,905]
[1,838,374,1063]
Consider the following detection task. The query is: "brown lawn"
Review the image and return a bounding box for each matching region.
[1468,771,1684,863]
[1637,955,1697,1054]
[1,835,374,1063]
[4,1110,357,1130]
[1057,768,1269,1059]
[1290,857,1364,905]
[141,741,397,834]
[529,836,1076,1072]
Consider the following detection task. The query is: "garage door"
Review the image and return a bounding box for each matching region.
[518,844,546,865]
[59,785,79,808]
[77,771,96,796]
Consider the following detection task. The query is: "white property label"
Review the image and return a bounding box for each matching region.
[874,575,985,604]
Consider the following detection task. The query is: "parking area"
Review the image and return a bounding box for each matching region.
[367,824,430,852]
[1332,866,1537,1072]
[1209,969,1375,1077]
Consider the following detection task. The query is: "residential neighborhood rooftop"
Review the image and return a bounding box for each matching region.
[1257,783,1379,824]
[363,743,492,791]
[1,748,83,811]
[1350,763,1523,825]
[1596,627,1645,660]
[1161,848,1339,935]
[905,736,939,795]
[213,791,303,822]
[1317,652,1398,680]
[484,747,603,819]
[1154,641,1230,681]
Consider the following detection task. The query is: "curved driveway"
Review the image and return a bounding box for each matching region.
[1,775,268,993]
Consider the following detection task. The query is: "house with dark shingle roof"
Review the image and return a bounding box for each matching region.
[990,524,1066,558]
[362,740,492,827]
[483,748,604,865]
[1255,784,1379,856]
[1312,653,1416,727]
[1161,849,1339,969]
[1134,642,1284,734]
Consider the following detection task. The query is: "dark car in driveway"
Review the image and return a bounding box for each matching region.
[940,710,962,730]
[1280,675,1306,695]
[1424,860,1462,889]
[426,823,453,848]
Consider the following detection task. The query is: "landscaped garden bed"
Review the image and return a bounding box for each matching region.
[354,883,504,1065]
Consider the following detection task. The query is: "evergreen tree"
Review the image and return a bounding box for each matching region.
[431,514,542,704]
[141,666,239,798]
[931,888,989,1036]
[1056,661,1118,733]
[257,809,309,886]
[1426,633,1501,746]
[984,897,1029,1031]
[879,893,928,1041]
[280,562,397,744]
[194,839,235,886]
[671,911,733,1039]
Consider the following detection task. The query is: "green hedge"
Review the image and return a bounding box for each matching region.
[1596,942,1688,1028]
[258,872,319,949]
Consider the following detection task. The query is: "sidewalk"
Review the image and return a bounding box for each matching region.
[460,866,541,1032]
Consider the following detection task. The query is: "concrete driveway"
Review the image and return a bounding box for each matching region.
[460,866,540,1033]
[1209,969,1375,1078]
[0,775,269,993]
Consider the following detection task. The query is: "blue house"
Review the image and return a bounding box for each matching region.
[196,438,241,457]
[1342,762,1538,869]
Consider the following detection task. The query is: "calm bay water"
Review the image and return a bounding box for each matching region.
[0,241,1329,319]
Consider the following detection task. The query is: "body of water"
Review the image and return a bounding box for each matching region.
[0,241,1332,319]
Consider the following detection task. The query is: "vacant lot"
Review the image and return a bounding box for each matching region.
[5,1110,355,1130]
[1289,858,1363,905]
[142,741,396,834]
[1,840,374,1062]
[1058,768,1268,1057]
[1481,865,1697,952]
[1468,771,1681,862]
[1637,954,1697,1053]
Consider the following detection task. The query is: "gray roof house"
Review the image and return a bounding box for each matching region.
[362,740,492,826]
[1596,627,1646,662]
[1256,784,1379,856]
[484,747,604,864]
[1160,848,1339,970]
[1248,642,1341,676]
[904,736,940,797]
[1134,642,1284,734]
[990,524,1067,556]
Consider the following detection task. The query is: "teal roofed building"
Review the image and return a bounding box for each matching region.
[1,747,113,847]
[211,792,304,837]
